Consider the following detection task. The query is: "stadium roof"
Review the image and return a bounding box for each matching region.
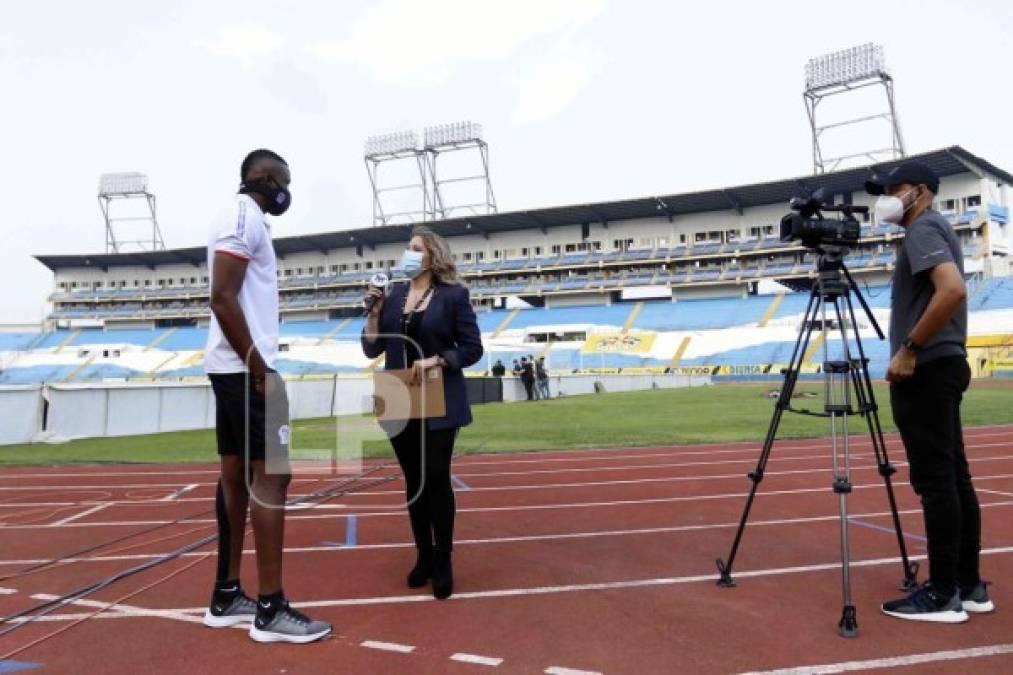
[35,145,1013,272]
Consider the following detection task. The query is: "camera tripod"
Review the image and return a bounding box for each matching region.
[714,248,918,638]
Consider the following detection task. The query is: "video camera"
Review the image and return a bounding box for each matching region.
[779,189,865,249]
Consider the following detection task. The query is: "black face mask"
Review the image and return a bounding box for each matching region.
[239,179,291,216]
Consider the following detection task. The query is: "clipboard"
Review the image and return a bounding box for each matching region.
[372,367,447,420]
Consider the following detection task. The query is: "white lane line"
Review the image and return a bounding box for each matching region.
[0,425,1006,480]
[454,451,874,478]
[28,593,226,627]
[979,488,1013,498]
[161,543,1013,613]
[344,454,1013,497]
[740,642,1013,674]
[454,432,1013,467]
[545,667,602,675]
[0,478,319,491]
[451,653,504,666]
[161,484,199,501]
[0,466,371,480]
[20,544,1013,623]
[6,500,1011,566]
[0,586,17,594]
[0,499,350,508]
[8,611,106,623]
[361,640,415,653]
[1,431,1010,486]
[50,502,112,526]
[6,473,1013,531]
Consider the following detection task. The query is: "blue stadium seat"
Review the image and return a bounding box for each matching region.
[279,320,335,337]
[0,333,41,351]
[509,303,634,329]
[680,341,791,366]
[637,296,770,330]
[0,364,77,384]
[969,277,1013,312]
[78,364,142,380]
[158,327,209,350]
[71,329,161,348]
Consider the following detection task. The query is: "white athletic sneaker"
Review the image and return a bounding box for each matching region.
[203,592,257,628]
[249,601,332,644]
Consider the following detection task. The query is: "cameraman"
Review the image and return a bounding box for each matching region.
[866,162,991,623]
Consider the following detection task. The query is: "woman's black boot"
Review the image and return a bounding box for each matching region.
[407,547,432,589]
[432,549,453,599]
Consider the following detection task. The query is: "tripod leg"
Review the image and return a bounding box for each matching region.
[716,289,820,587]
[828,298,859,637]
[844,293,919,591]
[716,406,783,587]
[833,425,859,638]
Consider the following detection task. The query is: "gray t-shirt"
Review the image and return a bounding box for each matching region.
[890,209,967,364]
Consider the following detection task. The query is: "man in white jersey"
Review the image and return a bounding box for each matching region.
[201,149,331,644]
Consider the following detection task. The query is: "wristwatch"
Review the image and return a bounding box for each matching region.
[901,337,923,353]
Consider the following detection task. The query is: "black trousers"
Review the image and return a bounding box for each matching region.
[521,378,535,400]
[890,355,980,596]
[389,419,458,553]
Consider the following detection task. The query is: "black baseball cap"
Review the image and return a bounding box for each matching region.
[864,161,940,195]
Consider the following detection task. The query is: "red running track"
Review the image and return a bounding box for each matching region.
[0,425,1012,674]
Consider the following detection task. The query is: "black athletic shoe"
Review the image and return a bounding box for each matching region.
[250,601,332,644]
[203,591,257,628]
[959,581,995,614]
[881,583,968,624]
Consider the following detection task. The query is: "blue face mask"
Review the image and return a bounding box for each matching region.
[398,249,425,278]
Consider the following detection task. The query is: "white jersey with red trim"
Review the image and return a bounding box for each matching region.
[204,194,280,374]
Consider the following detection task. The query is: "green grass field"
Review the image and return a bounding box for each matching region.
[2,383,1012,466]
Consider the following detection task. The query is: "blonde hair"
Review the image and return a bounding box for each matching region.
[411,226,463,286]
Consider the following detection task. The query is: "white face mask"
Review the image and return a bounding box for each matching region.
[873,188,916,225]
[398,249,425,279]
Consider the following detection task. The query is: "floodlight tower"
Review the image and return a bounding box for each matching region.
[423,121,497,219]
[98,172,165,253]
[364,130,435,226]
[804,43,906,174]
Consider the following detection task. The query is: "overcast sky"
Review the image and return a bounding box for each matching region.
[3,0,1011,324]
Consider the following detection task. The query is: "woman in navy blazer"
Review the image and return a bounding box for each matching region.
[361,226,483,599]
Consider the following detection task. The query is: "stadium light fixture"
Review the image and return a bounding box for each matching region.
[365,120,495,226]
[97,172,164,252]
[364,129,419,157]
[804,43,885,92]
[423,120,483,148]
[803,42,904,173]
[98,172,150,196]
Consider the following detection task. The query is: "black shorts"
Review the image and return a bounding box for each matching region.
[209,372,290,463]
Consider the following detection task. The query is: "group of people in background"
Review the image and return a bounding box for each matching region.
[490,355,551,400]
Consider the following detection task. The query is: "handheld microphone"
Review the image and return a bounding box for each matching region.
[363,272,390,315]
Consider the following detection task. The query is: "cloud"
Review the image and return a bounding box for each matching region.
[508,36,606,126]
[306,0,607,86]
[196,21,286,68]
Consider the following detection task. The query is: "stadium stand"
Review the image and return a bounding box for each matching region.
[4,284,1011,384]
[10,146,1010,385]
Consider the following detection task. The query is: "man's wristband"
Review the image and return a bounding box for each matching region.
[901,337,923,353]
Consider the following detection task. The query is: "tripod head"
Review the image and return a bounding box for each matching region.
[809,247,885,341]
